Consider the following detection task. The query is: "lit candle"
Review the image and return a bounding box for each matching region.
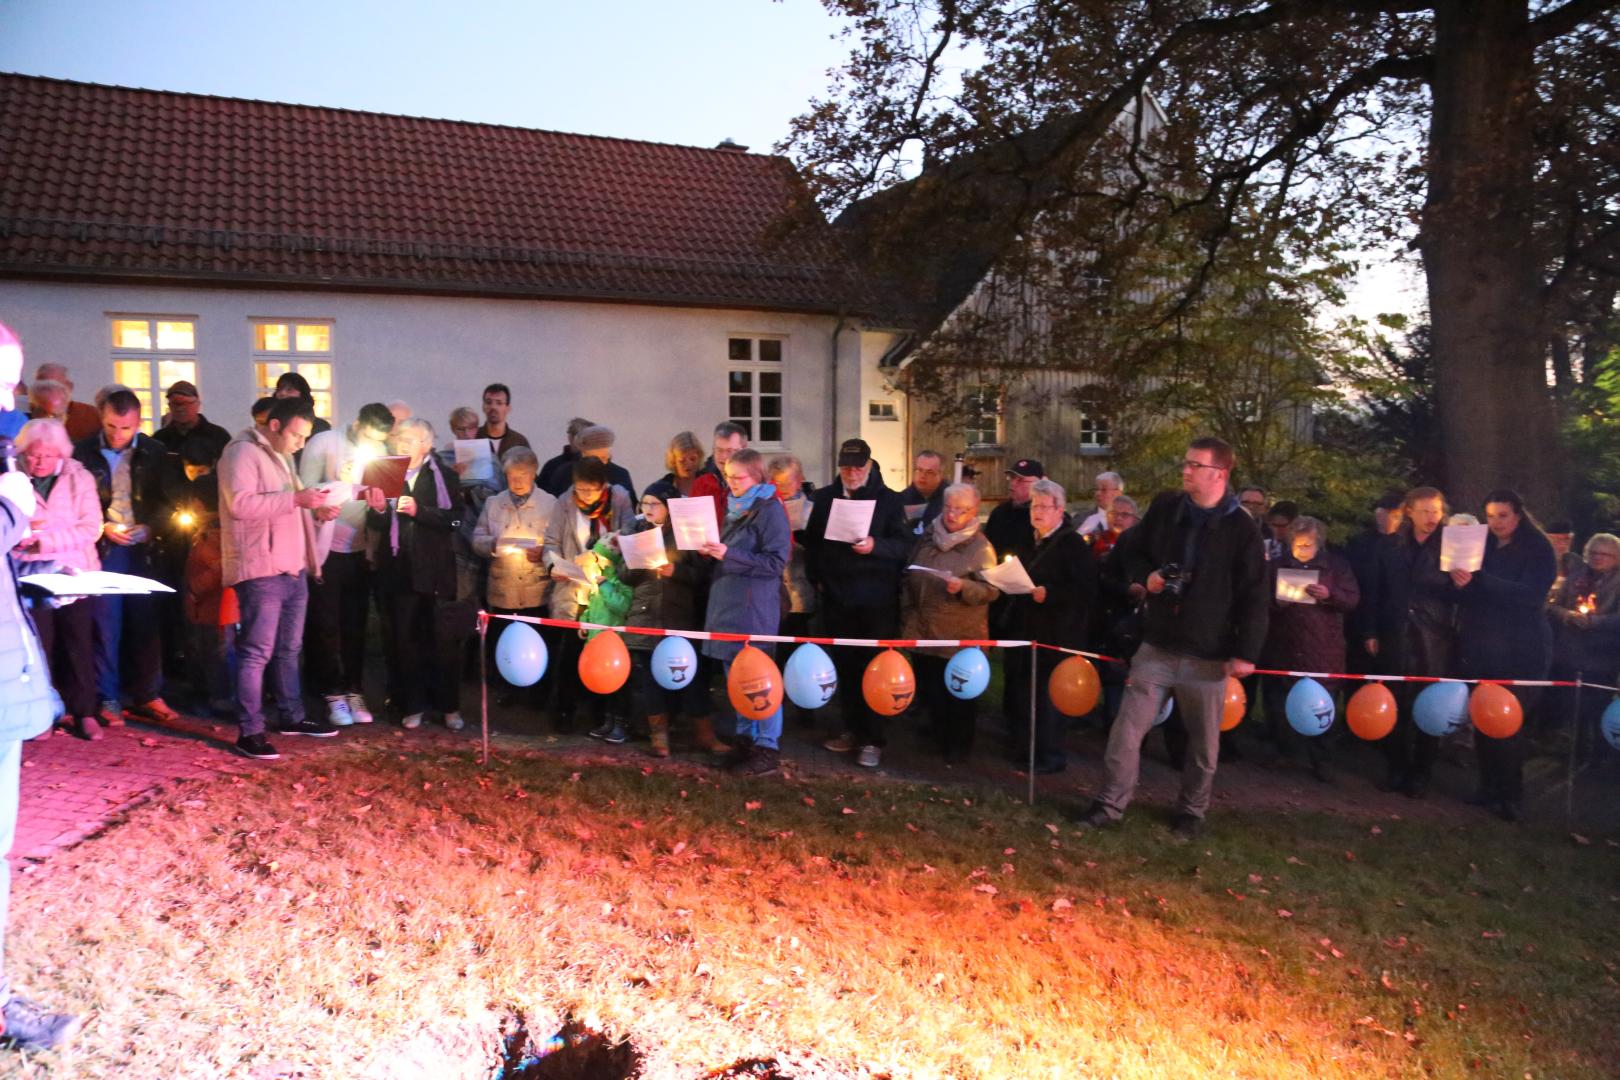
[175,510,196,529]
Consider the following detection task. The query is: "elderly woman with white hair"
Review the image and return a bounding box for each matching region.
[366,416,467,732]
[473,445,556,699]
[901,483,1000,763]
[10,419,103,739]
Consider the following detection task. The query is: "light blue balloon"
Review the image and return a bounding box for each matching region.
[1413,681,1469,737]
[1601,697,1620,751]
[943,647,990,700]
[784,642,838,710]
[1285,677,1336,737]
[651,635,699,691]
[495,621,547,687]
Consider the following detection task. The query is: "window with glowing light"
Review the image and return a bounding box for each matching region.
[252,320,334,420]
[109,316,198,434]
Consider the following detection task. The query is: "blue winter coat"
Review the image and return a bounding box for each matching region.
[703,497,790,662]
[0,494,62,742]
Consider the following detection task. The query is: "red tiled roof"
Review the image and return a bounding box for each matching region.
[0,73,863,313]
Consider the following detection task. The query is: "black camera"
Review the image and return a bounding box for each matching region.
[1159,562,1192,597]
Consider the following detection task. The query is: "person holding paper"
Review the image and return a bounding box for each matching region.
[768,454,816,639]
[621,482,716,756]
[1362,486,1459,798]
[299,402,394,728]
[688,421,748,531]
[1453,491,1557,821]
[542,457,633,733]
[473,447,556,706]
[440,406,503,612]
[71,387,182,729]
[1075,437,1268,841]
[806,438,911,769]
[897,450,947,534]
[1001,479,1097,775]
[220,397,337,759]
[10,419,102,740]
[900,483,999,764]
[699,449,789,775]
[1258,516,1360,782]
[366,418,467,733]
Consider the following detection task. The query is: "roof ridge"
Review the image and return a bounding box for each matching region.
[0,70,787,161]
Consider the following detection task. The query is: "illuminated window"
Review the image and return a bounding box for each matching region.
[108,316,198,433]
[252,320,334,420]
[727,335,785,446]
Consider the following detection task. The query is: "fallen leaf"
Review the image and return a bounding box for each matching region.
[744,801,762,812]
[140,738,159,747]
[972,883,999,896]
[1052,897,1074,912]
[801,796,815,807]
[1481,930,1504,939]
[1286,856,1306,866]
[1277,909,1293,919]
[1045,823,1060,834]
[1370,825,1383,836]
[1571,833,1591,846]
[351,804,372,816]
[841,807,856,815]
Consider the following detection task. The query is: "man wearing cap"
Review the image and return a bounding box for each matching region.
[152,381,231,460]
[805,438,911,768]
[30,363,99,442]
[985,459,1044,561]
[545,423,635,502]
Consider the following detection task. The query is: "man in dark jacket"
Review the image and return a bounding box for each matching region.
[805,438,911,768]
[1344,492,1404,673]
[1361,487,1457,797]
[72,389,182,727]
[1077,437,1268,841]
[897,449,947,534]
[536,416,592,495]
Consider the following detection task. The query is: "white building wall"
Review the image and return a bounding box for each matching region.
[857,330,908,478]
[0,281,852,486]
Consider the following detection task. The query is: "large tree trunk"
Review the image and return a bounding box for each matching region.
[1420,0,1562,515]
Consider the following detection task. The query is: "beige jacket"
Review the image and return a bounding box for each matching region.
[218,427,319,587]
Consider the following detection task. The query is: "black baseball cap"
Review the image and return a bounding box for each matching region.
[837,438,872,467]
[1006,458,1045,478]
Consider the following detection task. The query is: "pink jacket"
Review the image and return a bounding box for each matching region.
[13,456,101,571]
[218,427,319,587]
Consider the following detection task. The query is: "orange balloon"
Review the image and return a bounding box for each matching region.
[862,649,916,717]
[1048,655,1102,717]
[1470,682,1524,739]
[579,630,631,695]
[727,645,784,721]
[1346,682,1398,741]
[1221,677,1247,731]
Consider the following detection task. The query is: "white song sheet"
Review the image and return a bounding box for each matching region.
[1440,523,1489,572]
[1275,568,1320,604]
[453,439,497,484]
[22,571,175,595]
[668,497,720,550]
[824,498,877,543]
[981,556,1036,596]
[619,526,670,570]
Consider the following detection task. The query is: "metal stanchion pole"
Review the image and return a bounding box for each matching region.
[479,612,491,768]
[1028,642,1038,806]
[1566,672,1582,828]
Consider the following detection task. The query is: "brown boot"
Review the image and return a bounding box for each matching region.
[691,713,729,753]
[647,714,671,758]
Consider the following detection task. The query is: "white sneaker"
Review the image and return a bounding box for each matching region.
[345,693,374,724]
[444,711,465,732]
[401,712,424,730]
[325,695,355,727]
[857,745,882,768]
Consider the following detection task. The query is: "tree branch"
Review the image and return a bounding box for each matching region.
[1530,0,1620,45]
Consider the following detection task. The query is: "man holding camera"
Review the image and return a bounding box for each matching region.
[1076,437,1268,841]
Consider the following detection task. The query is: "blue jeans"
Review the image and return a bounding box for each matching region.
[0,738,19,997]
[235,573,308,736]
[723,653,782,751]
[93,542,163,704]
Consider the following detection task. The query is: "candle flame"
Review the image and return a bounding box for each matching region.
[1577,594,1596,615]
[175,510,196,529]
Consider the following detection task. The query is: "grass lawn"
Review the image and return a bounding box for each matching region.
[4,744,1617,1078]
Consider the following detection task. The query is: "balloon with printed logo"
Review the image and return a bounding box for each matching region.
[1412,681,1470,737]
[578,630,631,695]
[494,621,548,688]
[784,643,839,710]
[1048,655,1102,717]
[1154,694,1174,727]
[862,648,916,716]
[944,647,991,701]
[1469,682,1523,739]
[1346,683,1398,741]
[1221,677,1247,731]
[651,635,698,692]
[1601,698,1620,751]
[1285,677,1336,737]
[727,645,784,722]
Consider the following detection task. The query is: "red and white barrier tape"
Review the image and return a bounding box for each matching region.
[481,612,1620,693]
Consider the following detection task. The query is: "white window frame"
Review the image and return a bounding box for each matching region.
[963,384,1004,449]
[726,334,787,449]
[250,318,336,422]
[108,314,199,435]
[868,399,899,422]
[1077,387,1111,454]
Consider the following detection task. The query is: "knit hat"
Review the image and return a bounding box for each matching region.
[577,425,615,453]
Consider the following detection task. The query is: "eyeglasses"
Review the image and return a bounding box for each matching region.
[1182,459,1226,473]
[1240,498,1267,509]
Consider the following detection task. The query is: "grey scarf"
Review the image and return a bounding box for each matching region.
[930,512,979,552]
